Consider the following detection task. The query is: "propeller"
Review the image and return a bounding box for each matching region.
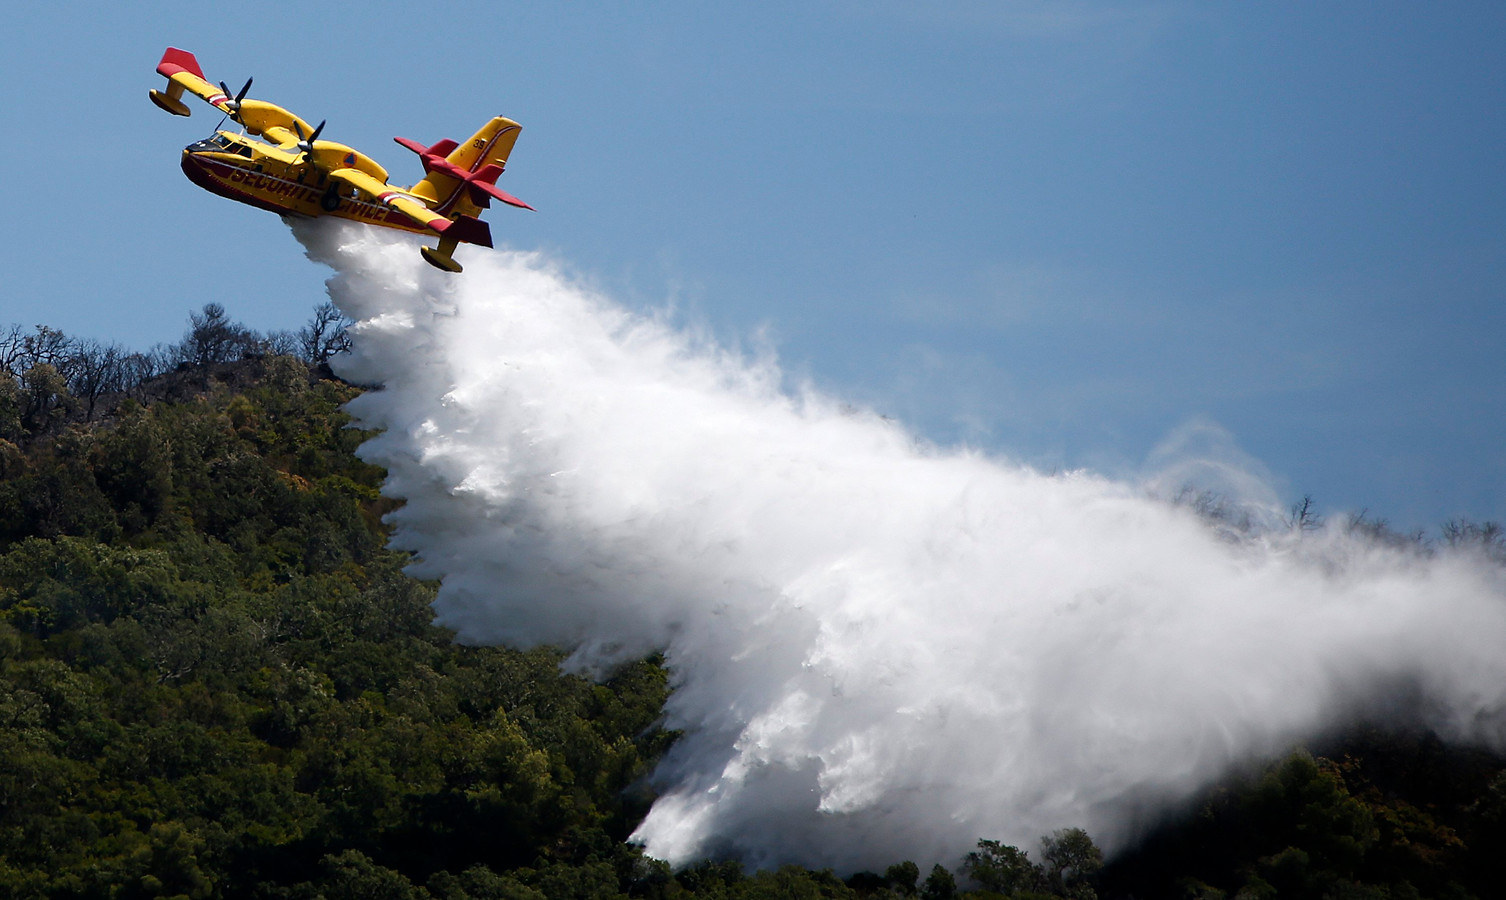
[217,77,252,115]
[292,119,327,165]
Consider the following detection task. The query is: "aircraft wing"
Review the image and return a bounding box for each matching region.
[327,168,492,247]
[234,100,315,146]
[150,48,315,142]
[152,48,241,117]
[327,168,444,230]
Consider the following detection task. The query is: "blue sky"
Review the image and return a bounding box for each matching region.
[2,1,1502,528]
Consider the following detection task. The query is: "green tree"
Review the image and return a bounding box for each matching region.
[885,860,919,896]
[1038,828,1100,899]
[920,864,955,900]
[963,839,1040,895]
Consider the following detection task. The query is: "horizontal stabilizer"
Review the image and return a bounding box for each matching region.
[397,135,533,211]
[468,164,532,208]
[467,181,534,210]
[395,137,460,173]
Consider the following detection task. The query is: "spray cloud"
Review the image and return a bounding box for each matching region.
[296,220,1506,873]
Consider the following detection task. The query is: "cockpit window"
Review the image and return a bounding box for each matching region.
[198,133,255,158]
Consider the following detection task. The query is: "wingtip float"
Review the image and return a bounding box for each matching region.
[149,47,531,273]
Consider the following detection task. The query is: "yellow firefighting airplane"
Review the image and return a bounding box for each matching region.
[149,47,531,273]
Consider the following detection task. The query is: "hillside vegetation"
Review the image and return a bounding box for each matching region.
[0,308,1501,899]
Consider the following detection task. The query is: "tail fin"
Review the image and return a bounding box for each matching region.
[405,117,523,210]
[449,117,523,173]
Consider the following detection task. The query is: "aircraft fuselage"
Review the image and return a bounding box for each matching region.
[179,132,427,233]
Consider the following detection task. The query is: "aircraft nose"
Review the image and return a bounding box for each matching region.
[179,149,217,191]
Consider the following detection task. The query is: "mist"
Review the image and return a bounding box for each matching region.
[294,220,1506,873]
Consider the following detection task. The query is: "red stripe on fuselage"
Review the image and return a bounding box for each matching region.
[180,152,429,234]
[182,153,296,215]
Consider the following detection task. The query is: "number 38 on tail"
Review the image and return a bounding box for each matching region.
[149,47,531,273]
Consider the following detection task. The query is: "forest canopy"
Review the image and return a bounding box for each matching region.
[0,305,1500,899]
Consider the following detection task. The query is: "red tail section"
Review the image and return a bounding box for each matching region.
[395,136,535,211]
[442,215,493,248]
[398,117,531,213]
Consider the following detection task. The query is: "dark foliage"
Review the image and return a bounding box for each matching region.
[0,306,1501,899]
[1098,732,1506,899]
[0,310,888,899]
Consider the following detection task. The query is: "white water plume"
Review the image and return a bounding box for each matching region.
[294,220,1506,873]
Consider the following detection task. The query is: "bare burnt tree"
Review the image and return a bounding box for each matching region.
[0,324,27,377]
[299,301,353,363]
[22,326,77,374]
[2,325,81,381]
[1442,519,1506,562]
[1287,495,1323,534]
[146,342,179,377]
[264,329,302,358]
[67,340,131,421]
[1345,509,1428,551]
[177,303,259,367]
[1173,485,1256,537]
[0,299,355,438]
[119,352,160,400]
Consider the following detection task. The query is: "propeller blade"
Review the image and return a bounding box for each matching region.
[294,120,328,166]
[217,78,253,115]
